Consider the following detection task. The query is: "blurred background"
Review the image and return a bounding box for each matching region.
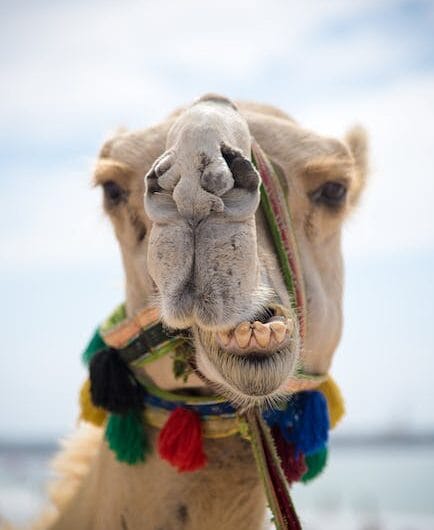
[1,0,433,528]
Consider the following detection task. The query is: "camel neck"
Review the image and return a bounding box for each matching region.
[52,430,267,530]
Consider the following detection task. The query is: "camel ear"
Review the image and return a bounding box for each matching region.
[98,127,128,159]
[344,125,368,204]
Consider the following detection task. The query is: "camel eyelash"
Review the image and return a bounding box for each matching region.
[309,180,348,209]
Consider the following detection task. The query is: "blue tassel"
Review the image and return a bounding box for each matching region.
[294,391,329,455]
[262,404,289,427]
[264,391,329,456]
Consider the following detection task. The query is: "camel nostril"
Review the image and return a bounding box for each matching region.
[154,151,174,177]
[146,170,163,194]
[230,158,260,191]
[220,143,240,166]
[221,144,260,192]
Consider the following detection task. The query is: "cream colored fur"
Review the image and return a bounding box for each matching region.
[9,95,367,530]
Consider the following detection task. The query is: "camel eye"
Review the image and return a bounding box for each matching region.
[310,181,347,208]
[103,180,128,206]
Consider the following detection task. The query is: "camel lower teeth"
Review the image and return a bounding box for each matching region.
[269,321,287,343]
[217,331,231,346]
[217,314,293,350]
[234,322,251,348]
[285,318,294,337]
[253,321,271,347]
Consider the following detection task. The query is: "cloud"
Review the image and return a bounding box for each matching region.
[0,0,403,143]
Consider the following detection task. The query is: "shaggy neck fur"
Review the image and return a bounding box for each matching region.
[49,430,266,530]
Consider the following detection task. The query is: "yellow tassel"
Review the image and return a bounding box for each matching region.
[318,376,345,429]
[79,379,107,427]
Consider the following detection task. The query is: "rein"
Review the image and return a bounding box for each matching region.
[79,141,345,530]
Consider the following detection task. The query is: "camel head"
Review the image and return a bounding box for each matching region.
[94,94,367,407]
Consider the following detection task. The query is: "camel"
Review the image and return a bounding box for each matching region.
[20,94,367,530]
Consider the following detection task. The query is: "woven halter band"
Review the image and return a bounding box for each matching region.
[79,141,345,530]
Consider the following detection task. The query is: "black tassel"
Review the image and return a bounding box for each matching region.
[89,348,144,413]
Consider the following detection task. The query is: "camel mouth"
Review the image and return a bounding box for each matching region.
[194,306,299,406]
[214,313,293,352]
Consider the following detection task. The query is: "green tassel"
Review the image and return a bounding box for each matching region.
[105,411,150,464]
[82,329,106,365]
[301,448,328,483]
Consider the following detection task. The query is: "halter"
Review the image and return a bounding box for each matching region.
[79,141,345,530]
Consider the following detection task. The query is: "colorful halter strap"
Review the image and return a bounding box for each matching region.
[80,305,344,529]
[252,140,306,340]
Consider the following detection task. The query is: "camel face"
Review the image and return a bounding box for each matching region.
[94,95,367,406]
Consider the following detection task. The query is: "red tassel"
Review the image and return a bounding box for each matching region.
[272,427,307,483]
[157,408,207,472]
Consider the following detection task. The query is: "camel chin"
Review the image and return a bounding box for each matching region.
[193,307,300,407]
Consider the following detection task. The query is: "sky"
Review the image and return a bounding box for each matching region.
[0,0,433,439]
